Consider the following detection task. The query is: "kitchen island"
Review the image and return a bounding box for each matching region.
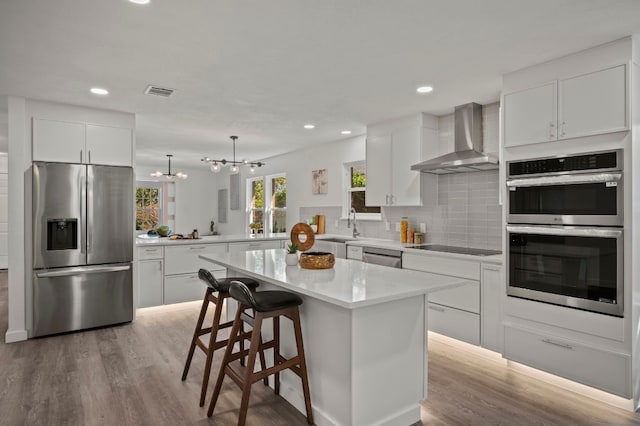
[200,249,474,426]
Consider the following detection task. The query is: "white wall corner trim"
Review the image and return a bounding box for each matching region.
[6,96,28,343]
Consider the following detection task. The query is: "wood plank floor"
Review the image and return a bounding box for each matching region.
[1,271,639,425]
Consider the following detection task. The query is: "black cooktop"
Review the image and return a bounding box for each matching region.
[409,244,501,257]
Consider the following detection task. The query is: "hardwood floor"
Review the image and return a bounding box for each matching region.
[1,270,639,425]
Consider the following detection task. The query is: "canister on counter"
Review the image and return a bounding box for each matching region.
[414,232,424,244]
[407,227,415,244]
[400,217,408,243]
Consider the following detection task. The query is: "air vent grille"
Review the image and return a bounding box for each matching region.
[144,85,175,97]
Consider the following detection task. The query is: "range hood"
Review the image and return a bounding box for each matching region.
[411,102,498,174]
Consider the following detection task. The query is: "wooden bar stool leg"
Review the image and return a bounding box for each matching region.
[258,333,269,386]
[273,315,281,395]
[237,313,264,426]
[182,288,211,381]
[208,307,243,418]
[239,320,246,367]
[199,292,225,407]
[292,307,314,425]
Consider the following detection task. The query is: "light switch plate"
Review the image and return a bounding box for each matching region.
[385,221,390,231]
[420,223,426,233]
[395,222,401,232]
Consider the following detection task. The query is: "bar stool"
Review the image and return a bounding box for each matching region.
[207,281,314,425]
[181,269,267,407]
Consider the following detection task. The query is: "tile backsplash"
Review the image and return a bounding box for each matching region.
[300,169,502,251]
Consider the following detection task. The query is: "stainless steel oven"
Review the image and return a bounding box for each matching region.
[506,150,624,317]
[506,225,623,317]
[507,150,622,226]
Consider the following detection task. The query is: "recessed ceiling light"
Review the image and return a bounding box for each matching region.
[341,130,352,135]
[416,86,434,94]
[129,0,150,4]
[90,87,109,95]
[303,124,315,129]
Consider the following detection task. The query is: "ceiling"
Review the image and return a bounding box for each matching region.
[1,1,640,168]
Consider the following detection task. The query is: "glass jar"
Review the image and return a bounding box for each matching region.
[400,217,408,243]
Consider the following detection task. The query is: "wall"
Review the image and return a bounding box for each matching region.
[214,134,365,235]
[135,164,218,235]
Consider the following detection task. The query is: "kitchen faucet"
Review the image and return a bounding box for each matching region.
[348,208,360,238]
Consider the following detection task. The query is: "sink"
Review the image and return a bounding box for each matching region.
[319,237,355,243]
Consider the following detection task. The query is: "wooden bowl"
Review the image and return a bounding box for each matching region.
[299,252,335,269]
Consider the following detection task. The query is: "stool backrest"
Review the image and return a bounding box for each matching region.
[229,281,257,308]
[198,268,220,291]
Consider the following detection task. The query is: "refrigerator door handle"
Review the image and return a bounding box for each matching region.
[86,170,92,254]
[36,263,131,278]
[80,173,87,254]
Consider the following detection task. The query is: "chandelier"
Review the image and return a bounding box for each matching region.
[201,135,265,174]
[150,154,188,180]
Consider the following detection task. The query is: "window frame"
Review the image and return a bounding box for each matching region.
[343,161,381,220]
[246,176,265,234]
[135,180,163,231]
[246,173,287,234]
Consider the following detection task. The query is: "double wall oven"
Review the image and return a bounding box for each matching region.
[506,150,624,317]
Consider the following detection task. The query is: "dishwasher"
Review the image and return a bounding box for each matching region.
[362,246,402,268]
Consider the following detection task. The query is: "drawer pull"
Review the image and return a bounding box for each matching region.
[145,248,159,252]
[542,338,573,350]
[189,247,205,251]
[428,305,446,313]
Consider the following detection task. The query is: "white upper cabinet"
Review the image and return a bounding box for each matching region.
[365,134,392,206]
[32,118,86,163]
[33,118,133,166]
[86,124,133,166]
[366,113,437,207]
[558,65,627,139]
[503,82,557,147]
[390,126,422,206]
[503,64,628,147]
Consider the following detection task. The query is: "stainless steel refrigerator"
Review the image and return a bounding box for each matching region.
[32,162,133,337]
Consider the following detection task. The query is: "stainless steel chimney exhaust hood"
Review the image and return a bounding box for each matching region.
[411,102,498,174]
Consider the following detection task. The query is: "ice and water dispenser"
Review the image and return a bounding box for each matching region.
[46,218,78,251]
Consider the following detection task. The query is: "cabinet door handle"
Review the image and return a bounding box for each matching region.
[428,305,446,313]
[385,194,389,204]
[542,338,573,350]
[80,149,83,163]
[482,264,501,271]
[88,150,91,164]
[560,121,566,137]
[548,122,555,139]
[189,246,205,251]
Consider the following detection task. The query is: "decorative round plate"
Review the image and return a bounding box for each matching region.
[290,222,315,251]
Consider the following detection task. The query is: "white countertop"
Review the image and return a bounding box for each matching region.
[135,233,287,246]
[316,234,503,264]
[200,249,474,309]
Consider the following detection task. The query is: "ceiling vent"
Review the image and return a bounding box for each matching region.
[144,85,175,97]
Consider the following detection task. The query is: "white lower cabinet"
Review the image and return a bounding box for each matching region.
[428,302,480,345]
[504,324,630,398]
[346,245,363,261]
[480,264,503,352]
[164,273,206,305]
[137,259,163,308]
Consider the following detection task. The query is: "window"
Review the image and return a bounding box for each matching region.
[269,174,287,233]
[247,173,287,234]
[345,161,380,217]
[247,177,265,233]
[136,182,162,230]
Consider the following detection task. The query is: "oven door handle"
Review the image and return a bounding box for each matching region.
[506,225,623,238]
[506,172,622,188]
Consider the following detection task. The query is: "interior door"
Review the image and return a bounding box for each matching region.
[87,165,133,265]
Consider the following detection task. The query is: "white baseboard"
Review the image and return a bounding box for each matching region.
[5,328,28,343]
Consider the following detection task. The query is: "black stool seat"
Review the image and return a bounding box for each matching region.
[230,284,303,312]
[198,269,259,292]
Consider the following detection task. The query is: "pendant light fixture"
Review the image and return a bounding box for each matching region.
[201,135,265,174]
[151,154,188,180]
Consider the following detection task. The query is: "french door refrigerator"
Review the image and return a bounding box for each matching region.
[32,162,133,337]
